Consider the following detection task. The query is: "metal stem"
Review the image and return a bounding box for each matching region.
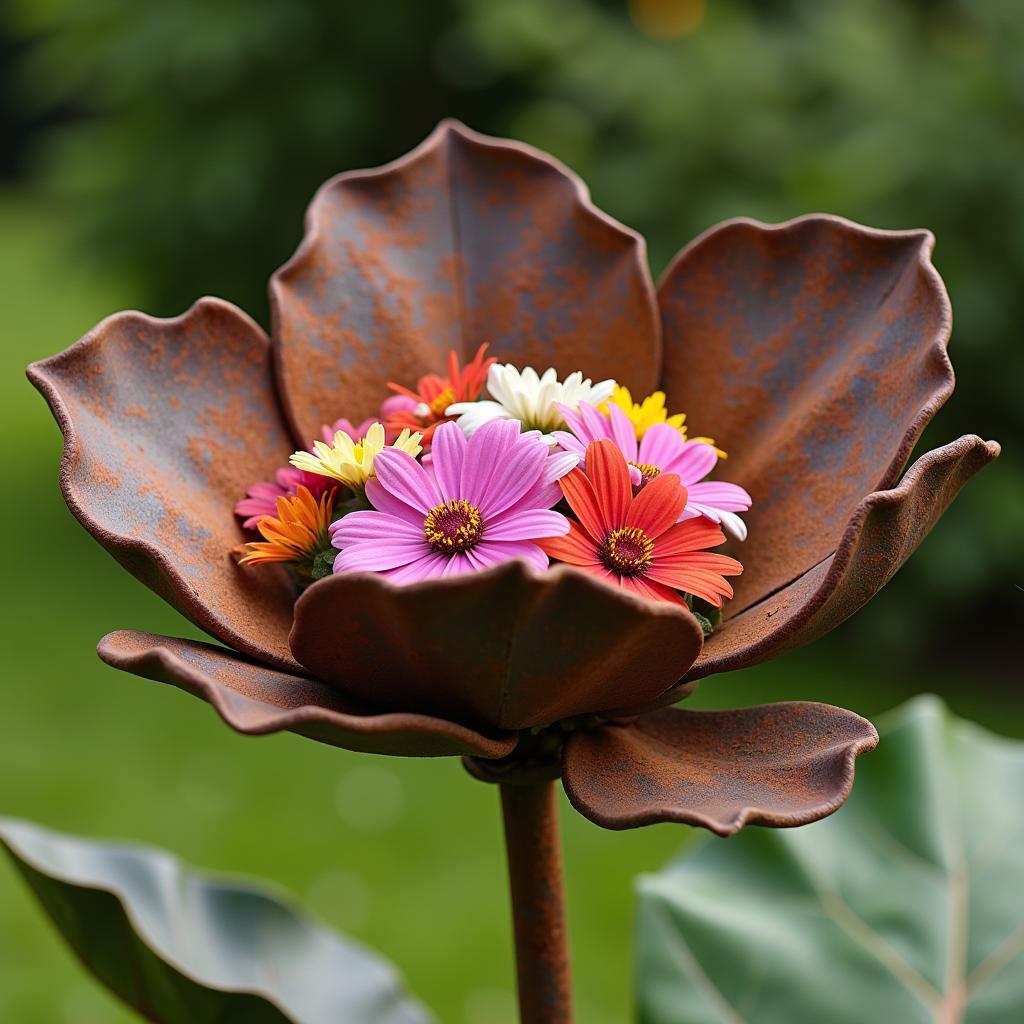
[500,779,573,1023]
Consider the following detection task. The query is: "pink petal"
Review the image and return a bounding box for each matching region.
[468,539,549,573]
[461,418,524,508]
[364,477,428,527]
[383,550,450,583]
[577,401,612,442]
[380,394,418,416]
[442,553,475,577]
[637,423,688,470]
[330,510,424,545]
[430,421,467,501]
[544,449,580,482]
[477,438,548,517]
[556,403,591,442]
[660,440,720,486]
[686,480,753,511]
[333,539,428,573]
[551,431,586,459]
[373,448,439,512]
[485,509,570,541]
[606,403,639,460]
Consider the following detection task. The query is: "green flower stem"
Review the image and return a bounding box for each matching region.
[499,779,573,1023]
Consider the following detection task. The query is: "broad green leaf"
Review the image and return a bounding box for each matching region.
[635,696,1024,1024]
[0,818,432,1024]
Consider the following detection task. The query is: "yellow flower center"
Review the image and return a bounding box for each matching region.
[428,386,457,418]
[629,461,662,484]
[600,526,654,578]
[423,499,483,553]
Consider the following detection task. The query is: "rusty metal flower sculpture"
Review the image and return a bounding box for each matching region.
[28,121,999,1023]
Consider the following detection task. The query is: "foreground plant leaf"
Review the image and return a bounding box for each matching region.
[634,697,1024,1024]
[0,818,432,1024]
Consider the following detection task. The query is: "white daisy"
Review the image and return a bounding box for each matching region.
[447,363,616,440]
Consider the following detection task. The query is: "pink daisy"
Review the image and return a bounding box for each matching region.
[330,420,575,582]
[551,401,752,540]
[235,417,376,528]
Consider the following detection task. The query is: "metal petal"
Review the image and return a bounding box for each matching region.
[98,630,516,759]
[28,298,298,669]
[270,119,660,438]
[289,561,704,732]
[688,434,999,679]
[659,215,955,612]
[562,702,878,836]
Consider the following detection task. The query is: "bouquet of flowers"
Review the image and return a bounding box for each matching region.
[235,349,750,632]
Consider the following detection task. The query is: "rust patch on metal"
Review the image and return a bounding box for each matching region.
[98,630,517,758]
[500,780,573,1023]
[270,119,661,441]
[562,702,878,836]
[658,215,956,614]
[28,298,299,669]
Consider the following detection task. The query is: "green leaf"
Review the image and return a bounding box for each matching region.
[635,696,1024,1024]
[0,818,432,1024]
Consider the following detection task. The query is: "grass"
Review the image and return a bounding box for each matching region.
[0,189,1019,1024]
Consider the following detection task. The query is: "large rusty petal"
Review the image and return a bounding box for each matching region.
[688,435,999,680]
[28,299,298,669]
[659,215,954,611]
[270,119,660,438]
[98,630,516,758]
[289,561,703,732]
[562,702,878,836]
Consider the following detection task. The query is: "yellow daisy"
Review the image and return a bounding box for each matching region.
[289,423,423,490]
[604,385,726,458]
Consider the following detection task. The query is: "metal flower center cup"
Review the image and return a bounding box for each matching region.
[423,499,484,553]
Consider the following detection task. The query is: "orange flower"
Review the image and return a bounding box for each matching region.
[385,344,496,444]
[237,486,334,570]
[539,440,743,607]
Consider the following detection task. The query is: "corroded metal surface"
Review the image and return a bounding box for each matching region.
[501,781,573,1024]
[98,630,517,758]
[659,215,955,614]
[562,702,878,836]
[270,120,661,440]
[687,434,1000,680]
[289,561,704,731]
[28,298,299,670]
[30,123,998,819]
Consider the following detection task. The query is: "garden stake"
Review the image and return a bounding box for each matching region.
[501,778,573,1024]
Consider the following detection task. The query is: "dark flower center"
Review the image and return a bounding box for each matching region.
[600,526,653,577]
[424,499,483,553]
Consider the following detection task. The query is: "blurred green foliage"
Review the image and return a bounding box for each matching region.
[0,2,1021,1021]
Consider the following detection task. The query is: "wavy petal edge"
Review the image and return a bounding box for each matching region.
[27,296,300,670]
[270,118,661,439]
[687,434,1000,680]
[658,213,956,612]
[98,629,517,759]
[659,214,955,499]
[562,702,879,837]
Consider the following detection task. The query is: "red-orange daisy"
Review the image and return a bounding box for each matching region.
[385,343,495,445]
[540,439,743,607]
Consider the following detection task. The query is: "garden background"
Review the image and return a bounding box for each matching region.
[0,1,1020,1021]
